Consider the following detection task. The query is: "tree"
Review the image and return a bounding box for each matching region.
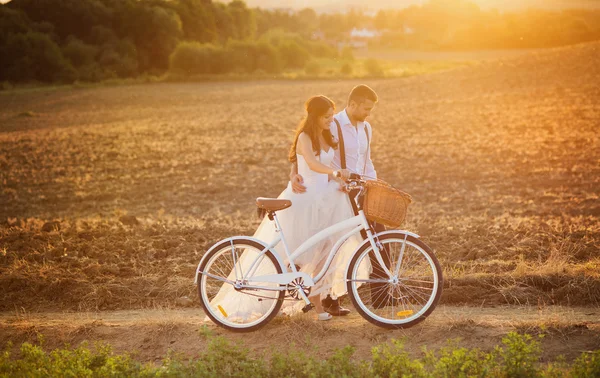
[0,31,76,82]
[297,8,318,36]
[124,4,183,72]
[374,10,392,30]
[227,0,256,40]
[169,41,228,75]
[168,0,218,43]
[7,0,111,41]
[0,6,35,35]
[213,2,237,42]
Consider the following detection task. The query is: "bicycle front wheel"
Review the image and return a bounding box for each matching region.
[197,238,284,332]
[347,232,443,329]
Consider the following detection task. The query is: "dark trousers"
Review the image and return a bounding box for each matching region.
[348,190,391,307]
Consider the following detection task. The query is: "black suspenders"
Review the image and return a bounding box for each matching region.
[334,118,370,172]
[334,117,371,219]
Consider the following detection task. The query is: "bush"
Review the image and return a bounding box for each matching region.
[257,28,299,46]
[572,350,600,378]
[60,36,139,81]
[340,62,353,76]
[0,333,598,377]
[226,40,282,74]
[341,45,355,61]
[426,343,492,377]
[99,39,139,78]
[1,81,14,91]
[277,40,310,69]
[62,37,98,68]
[0,340,144,377]
[499,332,542,377]
[76,64,108,82]
[169,41,228,75]
[89,25,118,46]
[253,41,283,74]
[168,39,288,77]
[306,40,338,59]
[371,339,427,377]
[304,60,322,75]
[0,31,76,83]
[364,58,385,77]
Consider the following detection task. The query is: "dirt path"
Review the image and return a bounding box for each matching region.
[1,305,598,363]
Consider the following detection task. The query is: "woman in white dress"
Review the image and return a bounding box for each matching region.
[210,95,362,321]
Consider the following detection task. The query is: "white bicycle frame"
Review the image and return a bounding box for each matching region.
[246,209,390,287]
[196,207,413,305]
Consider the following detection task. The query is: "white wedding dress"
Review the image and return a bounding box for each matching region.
[209,149,364,319]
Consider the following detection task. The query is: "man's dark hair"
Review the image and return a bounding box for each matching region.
[348,84,378,105]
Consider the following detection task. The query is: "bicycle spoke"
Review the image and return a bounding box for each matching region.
[348,236,441,327]
[200,243,283,330]
[393,234,408,276]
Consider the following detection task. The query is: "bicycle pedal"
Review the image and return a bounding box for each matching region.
[301,303,315,313]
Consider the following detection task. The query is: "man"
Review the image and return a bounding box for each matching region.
[291,84,389,316]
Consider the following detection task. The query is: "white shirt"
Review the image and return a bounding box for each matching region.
[329,109,377,179]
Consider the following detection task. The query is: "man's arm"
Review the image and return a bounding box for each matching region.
[364,123,377,179]
[329,118,344,172]
[290,161,306,193]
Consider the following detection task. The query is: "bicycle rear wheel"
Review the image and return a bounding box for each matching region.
[197,238,284,332]
[347,232,443,329]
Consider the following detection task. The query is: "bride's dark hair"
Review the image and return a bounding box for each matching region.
[289,95,338,163]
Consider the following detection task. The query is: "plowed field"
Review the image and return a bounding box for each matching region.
[1,42,599,360]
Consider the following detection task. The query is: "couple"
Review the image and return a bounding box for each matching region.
[216,85,385,321]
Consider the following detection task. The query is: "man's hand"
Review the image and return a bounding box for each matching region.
[333,169,351,193]
[291,174,306,193]
[337,182,351,193]
[339,169,351,180]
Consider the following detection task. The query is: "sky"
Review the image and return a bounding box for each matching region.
[228,0,600,12]
[2,0,599,10]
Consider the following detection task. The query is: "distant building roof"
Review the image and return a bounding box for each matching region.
[350,28,381,38]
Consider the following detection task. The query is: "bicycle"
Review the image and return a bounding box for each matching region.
[195,174,443,332]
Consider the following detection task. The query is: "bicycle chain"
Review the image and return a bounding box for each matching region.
[233,288,306,302]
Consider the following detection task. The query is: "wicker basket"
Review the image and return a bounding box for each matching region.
[363,180,412,228]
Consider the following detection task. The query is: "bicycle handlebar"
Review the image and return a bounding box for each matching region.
[334,173,368,194]
[333,170,363,181]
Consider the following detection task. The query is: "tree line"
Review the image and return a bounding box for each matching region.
[1,0,599,84]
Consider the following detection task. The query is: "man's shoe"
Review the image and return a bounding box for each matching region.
[321,295,351,316]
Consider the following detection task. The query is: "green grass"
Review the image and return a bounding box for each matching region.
[282,57,471,79]
[1,332,599,377]
[0,58,470,95]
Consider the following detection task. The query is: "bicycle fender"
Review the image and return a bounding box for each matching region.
[343,230,420,281]
[373,230,420,240]
[194,236,286,284]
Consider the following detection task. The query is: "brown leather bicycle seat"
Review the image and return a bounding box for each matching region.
[256,197,292,212]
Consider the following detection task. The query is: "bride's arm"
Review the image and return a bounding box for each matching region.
[297,133,336,175]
